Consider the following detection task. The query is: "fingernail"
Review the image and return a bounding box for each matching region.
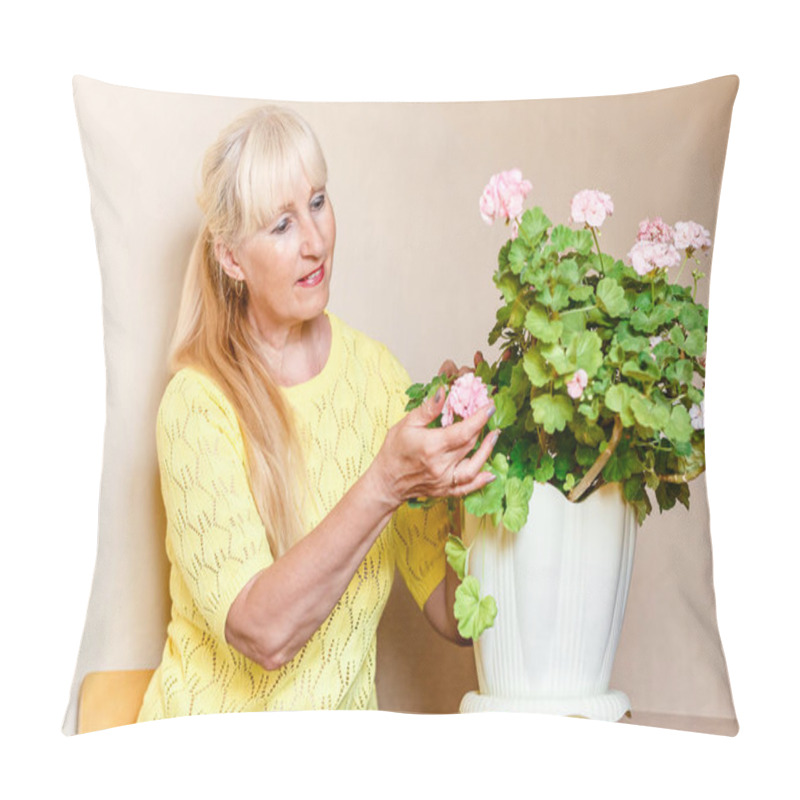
[486,404,496,418]
[490,430,501,445]
[434,388,444,403]
[485,472,496,482]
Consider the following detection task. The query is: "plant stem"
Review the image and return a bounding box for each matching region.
[567,415,624,502]
[656,464,706,483]
[561,304,598,316]
[675,254,689,283]
[590,225,602,262]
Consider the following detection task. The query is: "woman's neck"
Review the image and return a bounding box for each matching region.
[252,313,332,387]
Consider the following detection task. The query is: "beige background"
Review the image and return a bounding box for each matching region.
[63,75,738,735]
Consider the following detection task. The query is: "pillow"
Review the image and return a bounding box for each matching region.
[64,75,738,736]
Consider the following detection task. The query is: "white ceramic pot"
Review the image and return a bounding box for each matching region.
[460,481,636,721]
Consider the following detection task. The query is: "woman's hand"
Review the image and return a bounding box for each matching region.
[372,386,498,510]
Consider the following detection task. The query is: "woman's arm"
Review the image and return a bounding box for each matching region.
[423,567,471,646]
[225,388,495,670]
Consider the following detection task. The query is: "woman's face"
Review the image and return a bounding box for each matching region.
[221,174,336,340]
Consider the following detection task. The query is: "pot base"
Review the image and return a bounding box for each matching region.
[459,689,631,722]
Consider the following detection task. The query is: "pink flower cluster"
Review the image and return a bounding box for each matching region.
[441,373,492,427]
[627,216,712,276]
[674,221,712,252]
[479,169,533,228]
[566,369,588,399]
[637,216,674,243]
[570,189,614,228]
[628,239,682,275]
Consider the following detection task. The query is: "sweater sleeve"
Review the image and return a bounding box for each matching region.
[376,346,450,610]
[392,502,450,610]
[156,370,274,643]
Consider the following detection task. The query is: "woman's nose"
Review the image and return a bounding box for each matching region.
[299,215,324,257]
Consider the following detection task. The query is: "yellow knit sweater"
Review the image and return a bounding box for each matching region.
[137,313,448,719]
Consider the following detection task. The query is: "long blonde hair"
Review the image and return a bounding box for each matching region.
[171,105,328,557]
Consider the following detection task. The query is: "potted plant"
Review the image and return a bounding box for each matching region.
[406,170,711,719]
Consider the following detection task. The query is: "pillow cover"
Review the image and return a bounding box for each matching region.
[64,75,738,736]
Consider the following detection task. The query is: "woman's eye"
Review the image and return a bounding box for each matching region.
[311,193,326,211]
[272,217,290,234]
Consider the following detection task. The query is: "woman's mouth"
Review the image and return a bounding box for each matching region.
[296,265,325,288]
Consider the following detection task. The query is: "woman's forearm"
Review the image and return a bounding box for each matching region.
[225,392,495,671]
[224,463,397,670]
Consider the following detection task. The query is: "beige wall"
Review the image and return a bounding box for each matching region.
[64,76,738,734]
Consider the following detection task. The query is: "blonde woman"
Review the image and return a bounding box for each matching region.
[137,105,498,719]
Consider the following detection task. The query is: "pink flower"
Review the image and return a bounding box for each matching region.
[673,221,712,252]
[637,217,674,244]
[479,169,533,226]
[441,373,492,427]
[570,189,614,228]
[628,239,682,275]
[566,369,588,399]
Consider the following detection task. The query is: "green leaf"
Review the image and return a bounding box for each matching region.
[503,476,534,532]
[602,447,640,483]
[533,453,555,482]
[623,476,646,503]
[531,393,574,433]
[553,451,572,480]
[574,229,594,255]
[496,273,519,303]
[568,285,594,303]
[630,395,670,431]
[540,343,572,375]
[669,326,686,348]
[405,382,426,401]
[631,305,676,333]
[507,361,530,402]
[475,358,493,385]
[508,238,528,275]
[617,324,650,354]
[464,454,508,518]
[678,304,705,331]
[519,207,551,246]
[551,224,577,252]
[560,307,588,337]
[488,389,517,430]
[687,385,704,404]
[664,404,693,444]
[596,277,629,317]
[605,384,644,427]
[520,261,549,290]
[524,304,563,343]
[683,329,706,357]
[567,330,603,377]
[504,296,526,329]
[522,348,552,388]
[621,358,661,383]
[666,359,694,385]
[576,444,599,467]
[444,535,469,580]
[557,258,580,286]
[454,576,498,640]
[537,282,571,312]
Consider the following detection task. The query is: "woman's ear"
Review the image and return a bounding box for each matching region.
[214,238,246,282]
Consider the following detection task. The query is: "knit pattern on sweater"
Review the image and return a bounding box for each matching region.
[137,314,447,719]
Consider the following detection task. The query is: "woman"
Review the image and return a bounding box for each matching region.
[137,105,498,719]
